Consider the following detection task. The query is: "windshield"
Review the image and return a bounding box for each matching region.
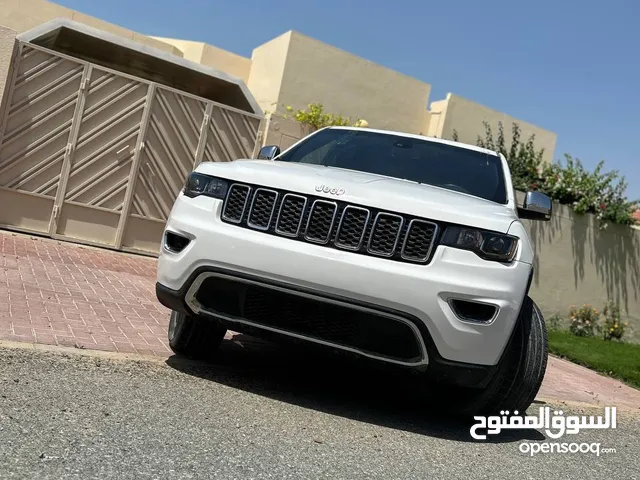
[275,128,508,204]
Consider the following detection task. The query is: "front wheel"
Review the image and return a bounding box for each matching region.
[168,310,227,360]
[439,296,548,416]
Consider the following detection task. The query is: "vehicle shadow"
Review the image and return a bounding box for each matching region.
[165,333,546,444]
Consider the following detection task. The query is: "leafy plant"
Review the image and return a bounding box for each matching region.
[476,121,544,192]
[282,103,362,132]
[568,304,600,337]
[547,314,564,331]
[539,155,639,227]
[602,301,627,341]
[475,120,638,227]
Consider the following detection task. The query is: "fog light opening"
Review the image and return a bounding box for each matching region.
[164,231,191,253]
[449,299,497,323]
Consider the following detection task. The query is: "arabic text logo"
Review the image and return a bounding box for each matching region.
[470,406,617,440]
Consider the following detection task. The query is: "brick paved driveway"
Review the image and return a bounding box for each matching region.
[1,229,639,411]
[0,231,170,356]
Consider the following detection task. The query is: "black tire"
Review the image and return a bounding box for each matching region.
[439,296,548,417]
[167,310,227,360]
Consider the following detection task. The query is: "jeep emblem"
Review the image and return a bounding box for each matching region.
[315,184,345,196]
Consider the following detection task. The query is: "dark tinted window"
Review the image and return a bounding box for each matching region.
[276,128,507,204]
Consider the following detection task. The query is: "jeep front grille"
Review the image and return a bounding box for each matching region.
[221,183,439,264]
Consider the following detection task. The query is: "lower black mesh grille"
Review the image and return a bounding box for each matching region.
[195,276,423,362]
[220,182,440,265]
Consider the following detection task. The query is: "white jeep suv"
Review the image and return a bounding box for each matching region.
[156,126,552,415]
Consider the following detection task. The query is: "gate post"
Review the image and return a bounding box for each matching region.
[0,36,21,147]
[114,83,157,249]
[48,64,93,236]
[251,118,266,158]
[193,102,213,168]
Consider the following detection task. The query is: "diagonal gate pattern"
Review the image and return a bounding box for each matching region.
[0,42,263,254]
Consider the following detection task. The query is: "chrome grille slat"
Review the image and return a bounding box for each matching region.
[304,200,338,244]
[222,184,251,223]
[247,188,279,231]
[367,213,404,257]
[220,182,439,265]
[335,206,370,251]
[275,193,307,237]
[401,219,439,262]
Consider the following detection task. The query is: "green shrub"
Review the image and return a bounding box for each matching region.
[282,103,361,132]
[476,121,544,192]
[539,155,638,227]
[568,304,600,337]
[475,120,639,227]
[546,314,564,331]
[602,301,627,341]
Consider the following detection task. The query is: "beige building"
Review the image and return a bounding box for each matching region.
[0,0,559,256]
[153,36,252,83]
[426,93,557,164]
[158,30,433,143]
[154,28,558,161]
[159,30,558,164]
[0,0,558,157]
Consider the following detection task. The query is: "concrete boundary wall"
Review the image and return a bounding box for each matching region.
[517,192,640,341]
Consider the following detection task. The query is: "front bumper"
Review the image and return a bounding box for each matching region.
[157,193,532,370]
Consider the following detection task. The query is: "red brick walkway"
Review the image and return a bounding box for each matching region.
[1,229,639,411]
[0,231,171,356]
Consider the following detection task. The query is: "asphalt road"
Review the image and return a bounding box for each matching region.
[0,342,638,480]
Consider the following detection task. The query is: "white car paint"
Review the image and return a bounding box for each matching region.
[196,160,520,234]
[157,127,535,367]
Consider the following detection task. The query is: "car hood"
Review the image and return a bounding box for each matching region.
[196,160,518,233]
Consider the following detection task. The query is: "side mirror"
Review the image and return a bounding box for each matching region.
[518,191,552,221]
[257,145,280,160]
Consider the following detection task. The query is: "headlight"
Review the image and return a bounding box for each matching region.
[441,226,518,262]
[183,173,229,199]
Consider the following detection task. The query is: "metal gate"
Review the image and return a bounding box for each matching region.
[0,42,263,254]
